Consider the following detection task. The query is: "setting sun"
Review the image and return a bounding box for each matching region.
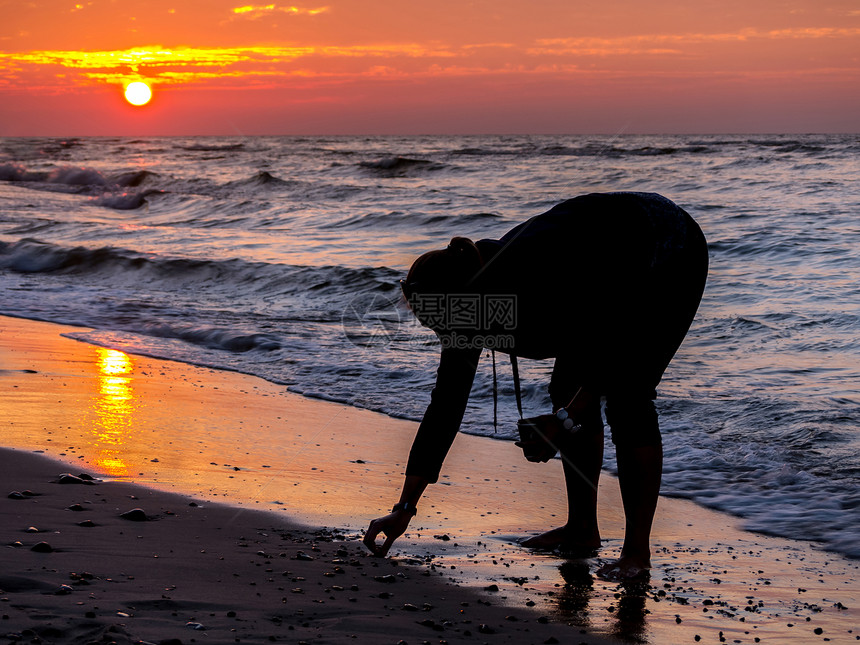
[124,81,152,106]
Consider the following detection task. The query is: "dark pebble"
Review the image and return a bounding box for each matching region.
[478,624,495,634]
[67,504,86,511]
[56,474,92,485]
[77,520,97,528]
[814,628,824,635]
[484,584,499,592]
[31,542,54,553]
[373,575,396,583]
[119,508,148,521]
[7,492,26,500]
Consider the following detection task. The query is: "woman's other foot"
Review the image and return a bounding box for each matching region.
[520,525,600,554]
[595,555,651,581]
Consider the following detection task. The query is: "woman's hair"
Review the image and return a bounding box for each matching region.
[402,237,483,328]
[404,237,483,296]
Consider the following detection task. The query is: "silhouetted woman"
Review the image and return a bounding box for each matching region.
[364,192,708,580]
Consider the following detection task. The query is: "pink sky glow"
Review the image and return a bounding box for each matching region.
[1,0,858,135]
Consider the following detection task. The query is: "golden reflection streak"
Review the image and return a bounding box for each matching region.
[90,347,136,477]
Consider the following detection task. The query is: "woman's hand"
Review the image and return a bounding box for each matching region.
[363,509,414,557]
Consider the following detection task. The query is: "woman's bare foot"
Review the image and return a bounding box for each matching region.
[520,526,600,554]
[595,555,651,581]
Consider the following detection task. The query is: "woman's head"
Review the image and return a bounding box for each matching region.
[401,237,483,329]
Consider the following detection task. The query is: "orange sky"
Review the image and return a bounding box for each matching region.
[1,0,858,135]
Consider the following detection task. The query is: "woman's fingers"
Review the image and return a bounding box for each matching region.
[364,513,409,557]
[363,518,385,554]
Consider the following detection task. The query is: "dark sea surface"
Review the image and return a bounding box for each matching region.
[1,134,858,558]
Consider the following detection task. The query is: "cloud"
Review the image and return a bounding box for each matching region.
[530,27,860,56]
[0,43,459,91]
[230,4,329,19]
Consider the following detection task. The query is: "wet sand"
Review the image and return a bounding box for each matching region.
[1,315,858,644]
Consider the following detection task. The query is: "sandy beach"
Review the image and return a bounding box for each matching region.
[1,315,858,644]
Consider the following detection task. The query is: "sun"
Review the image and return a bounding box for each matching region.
[124,81,152,106]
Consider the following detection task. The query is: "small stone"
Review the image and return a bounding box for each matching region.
[54,585,73,595]
[373,575,396,583]
[417,619,442,632]
[402,603,419,611]
[7,492,26,500]
[31,542,54,553]
[484,584,499,592]
[56,474,92,485]
[119,508,148,521]
[294,552,314,561]
[77,520,97,528]
[186,622,206,630]
[67,504,86,511]
[478,624,495,634]
[25,527,39,533]
[814,628,824,635]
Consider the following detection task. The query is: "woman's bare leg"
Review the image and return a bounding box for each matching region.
[521,425,604,550]
[596,442,662,579]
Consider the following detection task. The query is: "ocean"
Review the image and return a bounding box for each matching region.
[1,134,858,559]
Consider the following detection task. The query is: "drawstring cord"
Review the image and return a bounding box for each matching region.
[491,350,498,432]
[491,350,523,433]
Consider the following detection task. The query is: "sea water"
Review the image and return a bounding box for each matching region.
[1,134,858,558]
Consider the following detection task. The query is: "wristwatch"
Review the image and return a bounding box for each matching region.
[391,502,418,516]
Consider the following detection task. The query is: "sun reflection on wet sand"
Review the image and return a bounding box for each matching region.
[91,347,136,477]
